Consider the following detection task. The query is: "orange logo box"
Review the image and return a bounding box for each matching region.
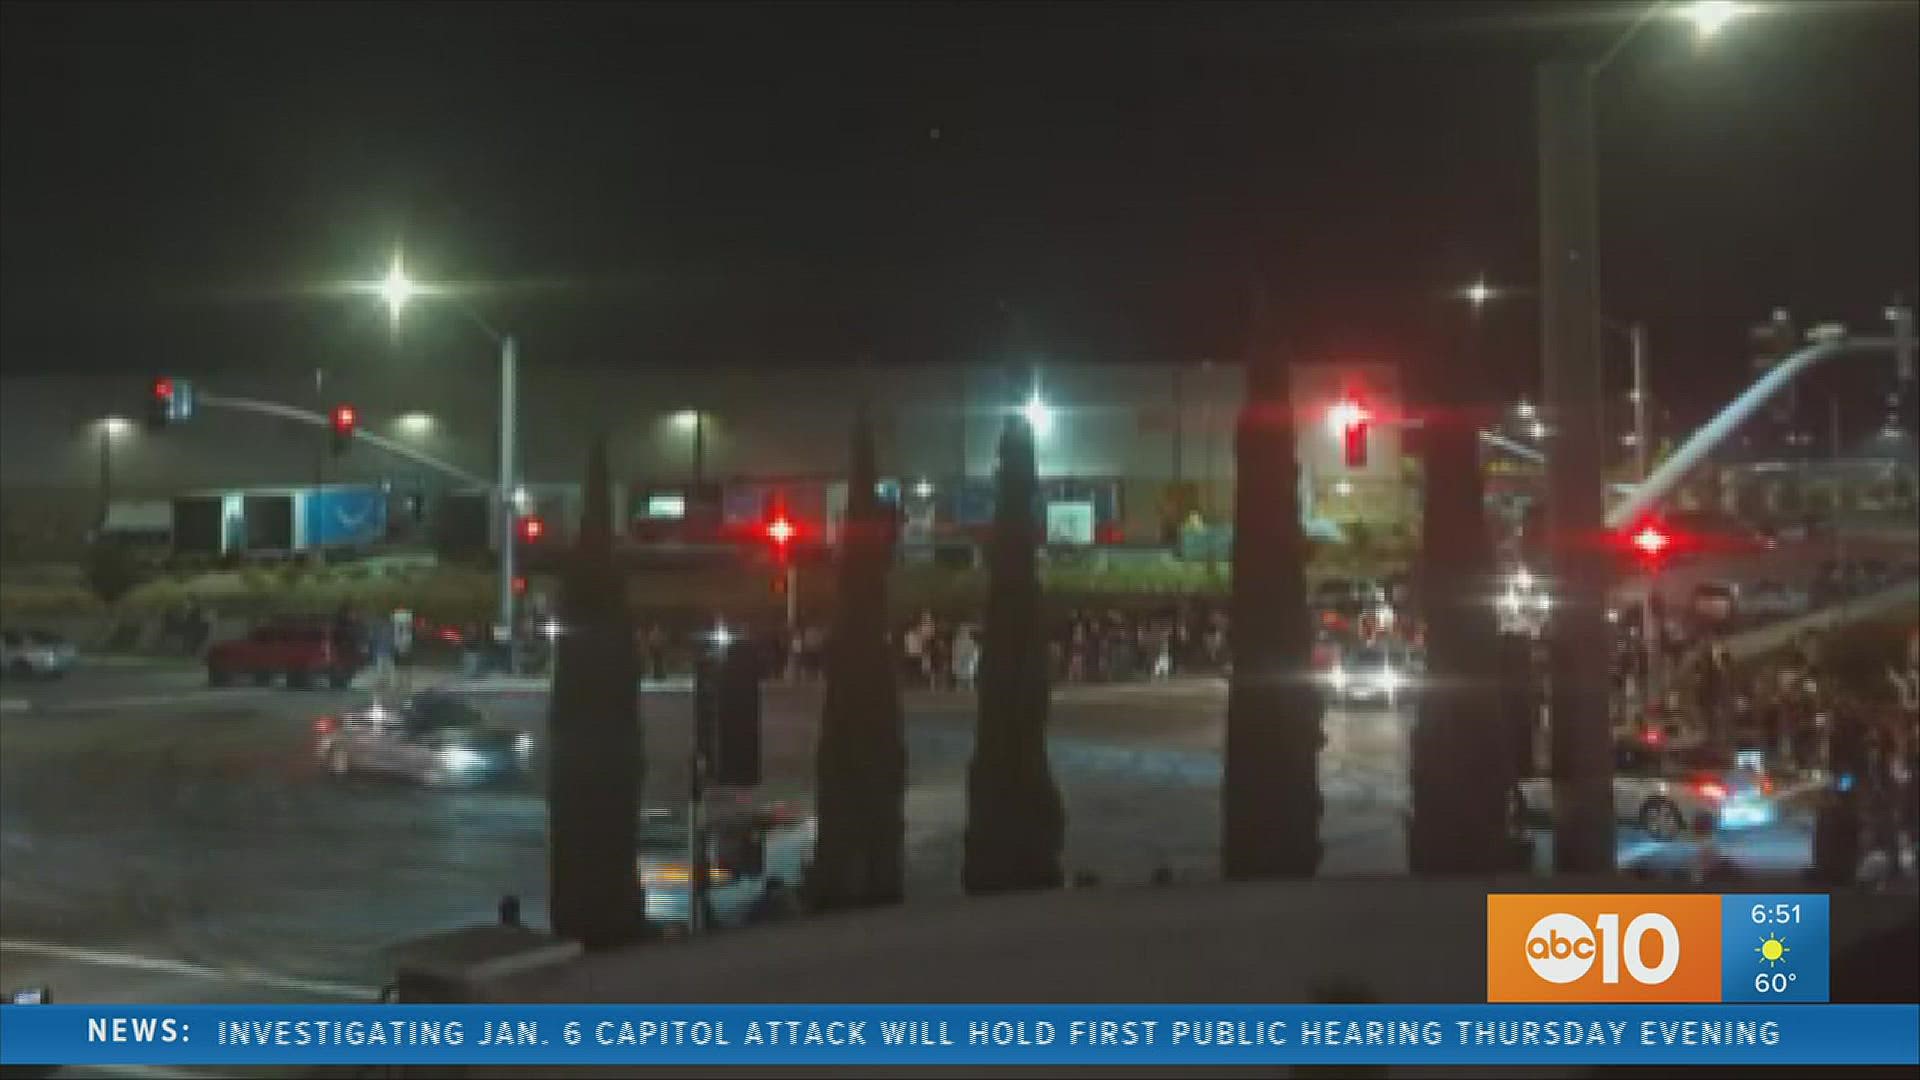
[1487,894,1722,1002]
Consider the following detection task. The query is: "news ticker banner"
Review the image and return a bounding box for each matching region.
[2,1004,1916,1066]
[1487,893,1831,1003]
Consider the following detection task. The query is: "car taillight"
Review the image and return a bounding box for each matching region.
[1758,776,1773,796]
[1692,778,1728,801]
[313,715,337,735]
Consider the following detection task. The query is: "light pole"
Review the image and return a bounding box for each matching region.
[1536,0,1748,872]
[94,417,134,529]
[672,410,706,489]
[1459,279,1651,482]
[371,254,521,673]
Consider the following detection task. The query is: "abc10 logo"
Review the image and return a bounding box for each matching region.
[1487,895,1722,1002]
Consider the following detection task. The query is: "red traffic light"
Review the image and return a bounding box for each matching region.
[153,378,175,400]
[1328,396,1371,469]
[517,515,546,543]
[330,405,358,432]
[765,515,795,547]
[1326,397,1369,434]
[1630,523,1671,558]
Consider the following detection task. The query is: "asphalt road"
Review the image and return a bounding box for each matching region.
[0,661,1833,1014]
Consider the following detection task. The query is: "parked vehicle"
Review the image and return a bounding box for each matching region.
[207,618,366,688]
[1,629,77,680]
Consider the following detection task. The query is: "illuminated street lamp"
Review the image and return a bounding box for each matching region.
[671,410,707,486]
[1681,0,1746,40]
[378,256,418,325]
[363,251,521,669]
[1021,392,1053,438]
[1536,2,1746,871]
[93,416,134,527]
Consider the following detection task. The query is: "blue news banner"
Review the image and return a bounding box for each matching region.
[2,1004,1917,1067]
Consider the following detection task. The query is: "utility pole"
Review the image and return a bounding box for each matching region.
[96,425,113,530]
[313,367,326,487]
[1630,322,1650,484]
[1537,59,1615,872]
[498,335,519,674]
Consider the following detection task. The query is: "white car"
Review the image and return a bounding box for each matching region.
[638,806,815,930]
[1,629,77,680]
[1516,740,1776,841]
[315,692,534,786]
[1324,642,1424,708]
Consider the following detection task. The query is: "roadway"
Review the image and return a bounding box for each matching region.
[0,661,1833,1013]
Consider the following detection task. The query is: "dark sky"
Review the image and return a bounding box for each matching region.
[3,1,1915,421]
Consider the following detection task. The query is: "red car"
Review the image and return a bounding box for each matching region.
[207,619,366,689]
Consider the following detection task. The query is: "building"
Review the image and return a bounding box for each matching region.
[0,360,1412,559]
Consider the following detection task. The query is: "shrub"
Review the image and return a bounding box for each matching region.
[85,540,146,604]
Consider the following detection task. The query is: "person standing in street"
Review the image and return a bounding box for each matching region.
[951,623,980,692]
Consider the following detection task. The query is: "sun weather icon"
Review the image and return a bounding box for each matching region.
[1756,934,1791,968]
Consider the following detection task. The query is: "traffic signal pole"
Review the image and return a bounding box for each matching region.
[786,562,798,639]
[497,335,519,675]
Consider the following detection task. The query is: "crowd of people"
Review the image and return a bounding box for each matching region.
[761,603,1239,691]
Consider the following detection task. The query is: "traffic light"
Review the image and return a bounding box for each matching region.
[696,642,762,787]
[1344,416,1370,468]
[329,404,358,455]
[1328,396,1370,469]
[765,513,796,559]
[1627,521,1673,569]
[146,377,193,429]
[516,515,546,544]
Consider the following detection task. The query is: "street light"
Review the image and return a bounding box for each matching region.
[1021,392,1053,438]
[395,411,435,436]
[363,251,521,671]
[671,410,707,487]
[1459,279,1650,482]
[93,416,134,528]
[1681,0,1747,40]
[1536,0,1745,872]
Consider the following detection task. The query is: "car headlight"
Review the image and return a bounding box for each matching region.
[1534,593,1553,613]
[514,733,534,754]
[1498,592,1521,614]
[437,746,487,772]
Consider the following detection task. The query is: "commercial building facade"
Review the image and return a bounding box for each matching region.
[0,360,1409,559]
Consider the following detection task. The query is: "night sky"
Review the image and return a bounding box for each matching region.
[3,1,1915,424]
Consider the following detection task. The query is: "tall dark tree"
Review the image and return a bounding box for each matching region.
[962,414,1064,894]
[1407,320,1510,872]
[810,405,907,909]
[1222,291,1324,879]
[547,437,643,948]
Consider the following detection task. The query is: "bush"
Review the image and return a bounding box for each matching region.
[84,541,146,604]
